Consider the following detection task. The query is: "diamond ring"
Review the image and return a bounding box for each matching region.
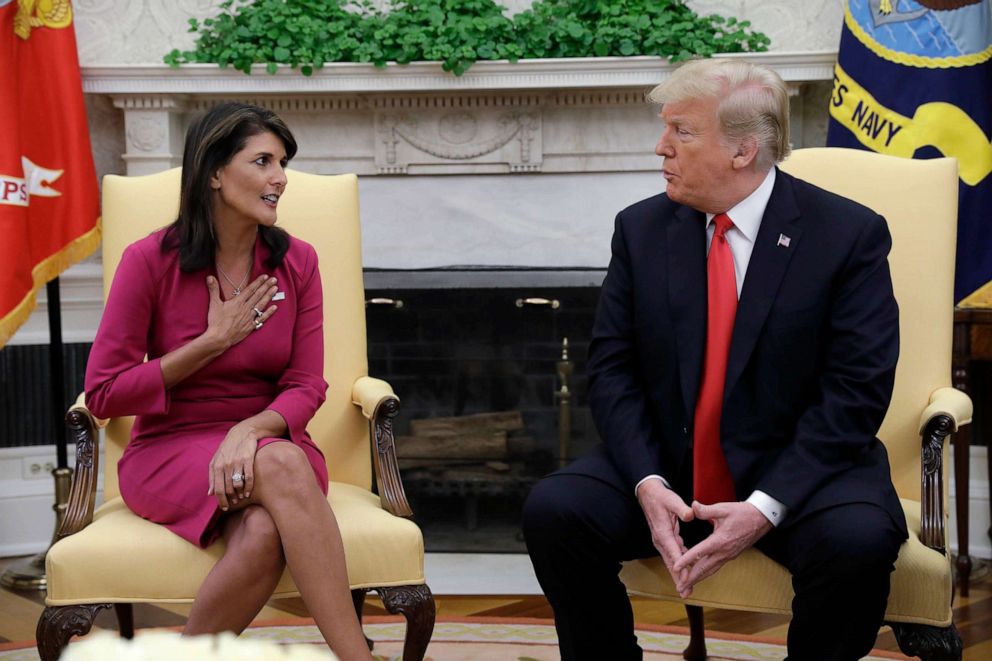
[232,472,244,484]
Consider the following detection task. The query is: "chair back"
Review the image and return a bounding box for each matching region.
[779,148,958,500]
[98,169,371,499]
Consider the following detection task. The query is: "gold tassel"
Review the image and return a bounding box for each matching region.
[14,0,36,40]
[13,0,73,40]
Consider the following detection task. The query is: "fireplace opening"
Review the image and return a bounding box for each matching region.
[364,276,604,553]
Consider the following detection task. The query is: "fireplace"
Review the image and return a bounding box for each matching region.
[364,271,603,552]
[73,56,833,558]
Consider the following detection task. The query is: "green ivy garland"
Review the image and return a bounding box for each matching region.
[164,0,770,77]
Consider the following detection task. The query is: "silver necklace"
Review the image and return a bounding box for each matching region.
[216,255,251,297]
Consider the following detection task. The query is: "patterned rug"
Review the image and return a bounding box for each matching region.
[0,616,910,660]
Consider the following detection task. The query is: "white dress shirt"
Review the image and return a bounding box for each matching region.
[635,168,788,527]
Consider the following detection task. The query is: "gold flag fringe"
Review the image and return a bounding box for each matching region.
[959,279,992,309]
[0,219,103,350]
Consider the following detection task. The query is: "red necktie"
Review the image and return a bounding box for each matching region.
[693,213,737,504]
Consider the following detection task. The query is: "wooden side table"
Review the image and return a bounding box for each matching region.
[951,307,992,597]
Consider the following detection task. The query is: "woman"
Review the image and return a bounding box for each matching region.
[84,103,373,660]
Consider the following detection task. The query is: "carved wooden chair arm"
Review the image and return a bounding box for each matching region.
[918,387,973,554]
[352,376,413,518]
[919,387,972,434]
[57,394,105,541]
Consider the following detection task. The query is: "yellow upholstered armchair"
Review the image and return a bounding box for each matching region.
[36,170,434,660]
[621,148,972,660]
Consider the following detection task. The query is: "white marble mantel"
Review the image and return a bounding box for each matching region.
[68,0,843,285]
[83,52,836,94]
[80,53,836,271]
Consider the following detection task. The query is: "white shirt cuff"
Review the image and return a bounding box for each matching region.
[747,490,787,527]
[634,474,671,496]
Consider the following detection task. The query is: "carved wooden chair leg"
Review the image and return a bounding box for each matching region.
[683,604,707,661]
[36,604,112,661]
[351,588,374,651]
[114,603,134,639]
[890,622,963,661]
[377,584,436,661]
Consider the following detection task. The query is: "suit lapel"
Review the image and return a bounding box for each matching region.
[667,204,708,424]
[724,170,802,401]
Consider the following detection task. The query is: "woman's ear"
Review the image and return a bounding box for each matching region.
[209,169,222,190]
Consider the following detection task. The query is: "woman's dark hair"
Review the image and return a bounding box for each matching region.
[162,102,298,271]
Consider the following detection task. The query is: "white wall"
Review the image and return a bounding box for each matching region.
[72,1,844,65]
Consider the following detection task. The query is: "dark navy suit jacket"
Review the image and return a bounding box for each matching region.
[587,168,907,533]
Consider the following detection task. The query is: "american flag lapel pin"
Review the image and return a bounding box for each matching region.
[777,233,791,248]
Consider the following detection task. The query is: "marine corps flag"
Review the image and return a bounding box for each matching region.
[0,0,100,347]
[827,0,992,303]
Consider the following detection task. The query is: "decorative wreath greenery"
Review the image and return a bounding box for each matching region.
[164,0,770,77]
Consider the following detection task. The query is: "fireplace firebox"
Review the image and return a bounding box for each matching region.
[364,274,603,552]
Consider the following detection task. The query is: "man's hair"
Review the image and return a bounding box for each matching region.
[648,59,791,171]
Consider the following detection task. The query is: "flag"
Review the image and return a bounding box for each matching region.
[0,0,100,347]
[826,0,992,303]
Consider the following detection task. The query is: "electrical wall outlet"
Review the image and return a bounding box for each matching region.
[21,456,56,480]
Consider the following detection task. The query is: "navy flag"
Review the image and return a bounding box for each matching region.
[827,0,991,302]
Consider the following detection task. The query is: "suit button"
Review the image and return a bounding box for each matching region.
[682,426,688,435]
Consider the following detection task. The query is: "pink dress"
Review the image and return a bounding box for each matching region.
[85,229,329,547]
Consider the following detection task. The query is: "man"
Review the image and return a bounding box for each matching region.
[523,59,908,660]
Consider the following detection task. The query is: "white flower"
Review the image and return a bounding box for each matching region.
[62,630,337,660]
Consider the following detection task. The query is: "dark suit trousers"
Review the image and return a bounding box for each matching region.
[522,446,904,661]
